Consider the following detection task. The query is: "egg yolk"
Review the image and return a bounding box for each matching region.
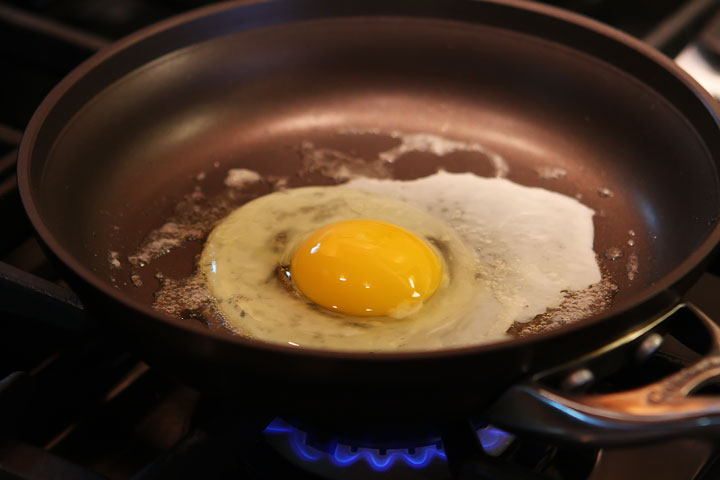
[290,219,443,317]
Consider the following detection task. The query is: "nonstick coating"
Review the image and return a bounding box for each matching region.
[17,0,720,429]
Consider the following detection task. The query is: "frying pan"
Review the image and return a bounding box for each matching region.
[12,0,720,444]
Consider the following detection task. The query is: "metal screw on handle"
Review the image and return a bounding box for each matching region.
[636,333,664,362]
[561,369,595,392]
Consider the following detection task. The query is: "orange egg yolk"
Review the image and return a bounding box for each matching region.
[290,219,443,317]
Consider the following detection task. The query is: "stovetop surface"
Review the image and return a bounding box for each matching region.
[3,1,720,479]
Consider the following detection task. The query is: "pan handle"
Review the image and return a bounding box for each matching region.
[0,260,89,331]
[485,302,720,445]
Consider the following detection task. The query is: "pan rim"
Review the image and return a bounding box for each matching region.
[16,0,720,362]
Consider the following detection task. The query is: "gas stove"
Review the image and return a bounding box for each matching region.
[3,1,720,479]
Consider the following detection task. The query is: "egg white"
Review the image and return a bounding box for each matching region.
[200,171,600,351]
[201,186,483,351]
[347,171,601,339]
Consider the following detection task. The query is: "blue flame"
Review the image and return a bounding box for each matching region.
[478,426,515,453]
[264,418,513,472]
[265,419,294,434]
[328,442,446,471]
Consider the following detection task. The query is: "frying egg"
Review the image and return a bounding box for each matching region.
[290,219,444,318]
[200,171,600,351]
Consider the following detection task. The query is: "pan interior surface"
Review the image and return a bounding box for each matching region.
[29,16,720,348]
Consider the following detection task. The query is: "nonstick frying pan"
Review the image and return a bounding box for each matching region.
[13,0,720,443]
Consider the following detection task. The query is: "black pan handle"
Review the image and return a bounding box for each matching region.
[0,260,89,331]
[485,303,720,445]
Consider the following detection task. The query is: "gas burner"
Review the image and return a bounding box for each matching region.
[263,418,514,479]
[260,418,600,479]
